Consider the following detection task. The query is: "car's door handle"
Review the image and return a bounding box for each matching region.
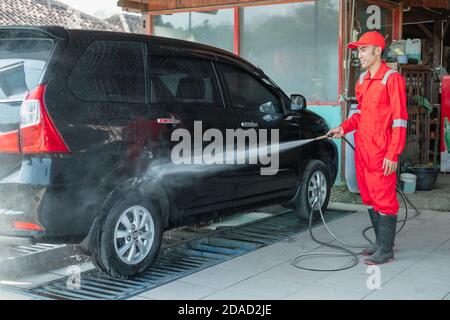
[284,115,301,121]
[157,118,181,125]
[241,121,258,128]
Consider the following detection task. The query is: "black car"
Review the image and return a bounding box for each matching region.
[0,26,337,278]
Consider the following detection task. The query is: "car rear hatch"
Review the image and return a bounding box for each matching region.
[0,27,66,217]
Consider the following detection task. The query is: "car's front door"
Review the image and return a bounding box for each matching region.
[216,61,300,198]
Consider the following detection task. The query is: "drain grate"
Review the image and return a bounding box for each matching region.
[9,244,65,256]
[26,208,353,300]
[0,244,65,261]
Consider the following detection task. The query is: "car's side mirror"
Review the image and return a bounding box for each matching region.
[290,94,307,111]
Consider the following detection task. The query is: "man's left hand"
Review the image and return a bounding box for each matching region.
[382,158,398,176]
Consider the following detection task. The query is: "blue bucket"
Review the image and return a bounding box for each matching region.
[400,173,417,193]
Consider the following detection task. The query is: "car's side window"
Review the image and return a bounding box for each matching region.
[149,56,222,107]
[69,41,146,104]
[220,63,282,114]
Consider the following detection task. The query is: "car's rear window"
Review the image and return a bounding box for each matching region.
[0,38,54,134]
[0,39,54,101]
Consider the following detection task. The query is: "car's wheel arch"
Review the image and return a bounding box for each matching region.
[299,140,338,184]
[79,177,170,255]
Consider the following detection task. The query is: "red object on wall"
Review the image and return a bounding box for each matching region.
[392,7,402,40]
[234,7,240,56]
[441,75,450,172]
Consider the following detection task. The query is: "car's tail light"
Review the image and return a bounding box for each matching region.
[19,85,70,154]
[13,221,44,232]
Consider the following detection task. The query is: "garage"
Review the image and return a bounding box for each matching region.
[0,0,449,304]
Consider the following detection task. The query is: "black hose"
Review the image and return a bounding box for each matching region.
[292,135,421,272]
[292,197,359,272]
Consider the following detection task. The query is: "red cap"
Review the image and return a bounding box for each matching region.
[347,31,386,49]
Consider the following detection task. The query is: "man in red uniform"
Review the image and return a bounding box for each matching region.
[328,31,408,265]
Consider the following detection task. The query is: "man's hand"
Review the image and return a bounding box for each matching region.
[327,126,344,139]
[382,158,398,176]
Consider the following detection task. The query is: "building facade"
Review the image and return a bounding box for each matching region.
[119,0,448,182]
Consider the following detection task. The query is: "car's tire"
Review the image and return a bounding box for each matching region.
[92,193,163,279]
[291,159,331,220]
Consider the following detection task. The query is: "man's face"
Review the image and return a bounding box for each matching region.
[357,45,381,69]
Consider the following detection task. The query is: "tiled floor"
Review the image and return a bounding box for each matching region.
[1,202,449,300]
[131,202,450,300]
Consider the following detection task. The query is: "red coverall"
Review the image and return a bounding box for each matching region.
[341,62,408,215]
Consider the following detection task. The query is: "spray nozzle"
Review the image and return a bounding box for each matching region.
[314,133,334,141]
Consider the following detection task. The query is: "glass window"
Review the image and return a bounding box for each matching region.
[354,1,394,62]
[153,9,234,53]
[356,1,393,39]
[69,41,146,104]
[0,39,55,134]
[0,39,54,100]
[241,0,339,102]
[150,56,222,107]
[220,63,282,114]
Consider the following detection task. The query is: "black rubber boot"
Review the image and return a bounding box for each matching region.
[362,208,379,256]
[364,214,397,265]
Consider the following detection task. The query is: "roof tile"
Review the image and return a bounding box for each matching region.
[0,0,123,31]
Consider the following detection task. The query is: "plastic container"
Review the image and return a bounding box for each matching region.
[397,55,408,64]
[406,166,438,191]
[406,38,421,63]
[389,40,406,57]
[400,173,417,193]
[345,105,360,193]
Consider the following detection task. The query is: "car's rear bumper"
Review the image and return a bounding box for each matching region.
[0,208,44,244]
[0,156,103,244]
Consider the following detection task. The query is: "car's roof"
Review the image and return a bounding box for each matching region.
[0,25,256,67]
[0,25,69,40]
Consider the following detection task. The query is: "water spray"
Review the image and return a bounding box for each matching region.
[148,132,334,181]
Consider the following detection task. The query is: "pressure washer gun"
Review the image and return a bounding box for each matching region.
[314,133,335,141]
[315,132,355,152]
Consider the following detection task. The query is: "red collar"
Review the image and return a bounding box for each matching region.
[364,61,390,80]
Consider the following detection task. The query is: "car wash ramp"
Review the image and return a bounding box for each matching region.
[12,208,354,300]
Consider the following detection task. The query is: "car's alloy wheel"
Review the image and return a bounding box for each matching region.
[114,205,155,265]
[289,159,331,220]
[91,193,163,279]
[307,170,328,209]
